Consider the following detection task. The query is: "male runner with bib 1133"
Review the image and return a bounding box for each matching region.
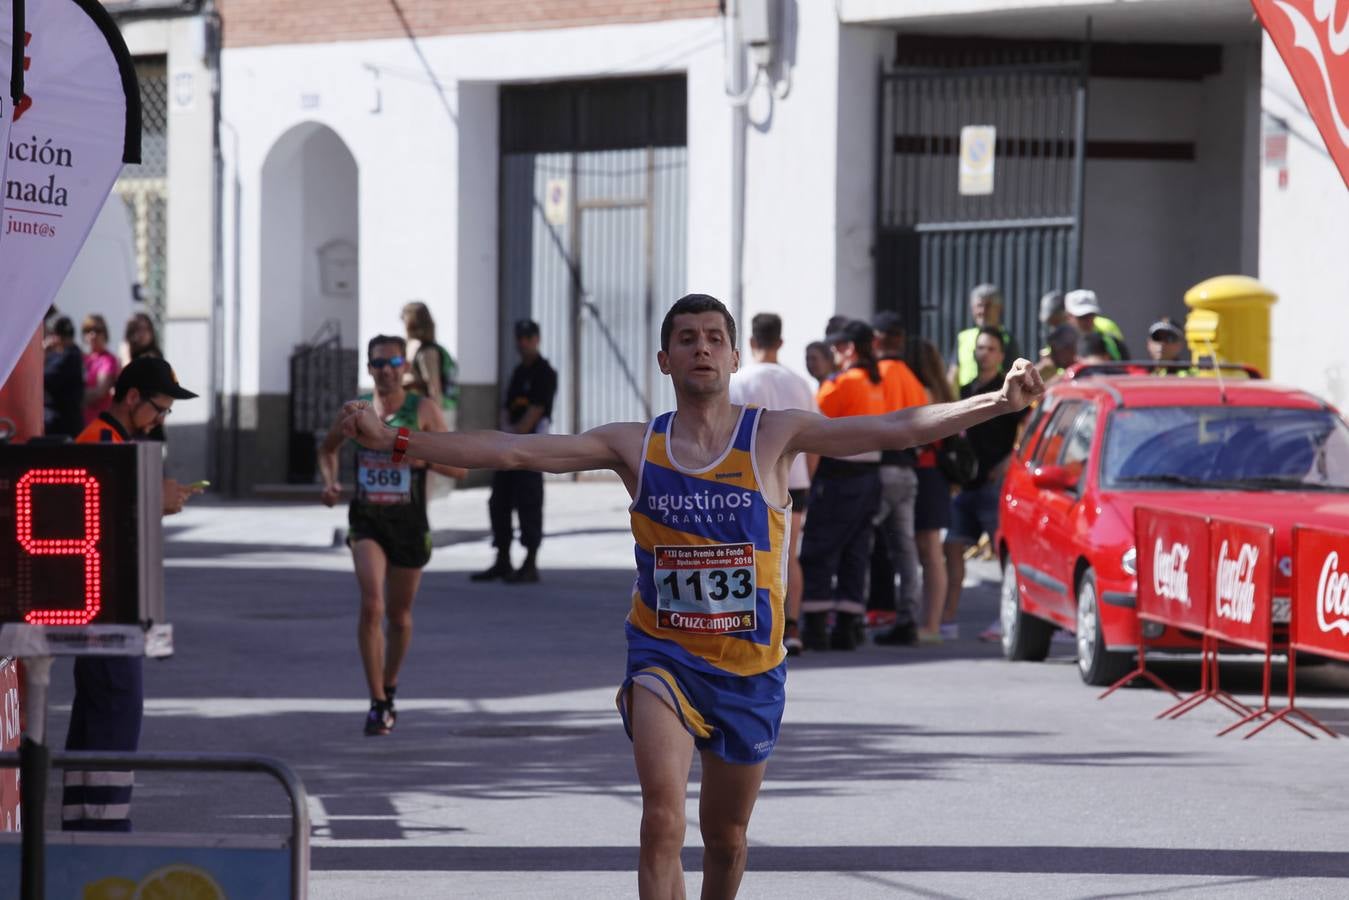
[338,295,1044,897]
[320,335,466,736]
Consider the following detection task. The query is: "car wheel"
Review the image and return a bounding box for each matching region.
[1075,569,1133,686]
[1001,554,1053,662]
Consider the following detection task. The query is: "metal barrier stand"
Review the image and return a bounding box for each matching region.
[0,749,310,899]
[1155,634,1251,721]
[1098,613,1180,701]
[1240,592,1337,741]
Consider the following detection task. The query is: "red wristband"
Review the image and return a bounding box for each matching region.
[390,426,411,463]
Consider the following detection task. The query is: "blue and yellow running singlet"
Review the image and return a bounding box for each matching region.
[617,406,789,764]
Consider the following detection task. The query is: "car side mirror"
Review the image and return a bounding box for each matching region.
[1032,464,1078,492]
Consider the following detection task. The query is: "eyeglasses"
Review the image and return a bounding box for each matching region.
[368,356,405,370]
[142,397,173,419]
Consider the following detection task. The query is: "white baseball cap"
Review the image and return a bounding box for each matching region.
[1064,289,1102,317]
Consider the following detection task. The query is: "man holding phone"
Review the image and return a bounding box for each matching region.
[63,356,202,831]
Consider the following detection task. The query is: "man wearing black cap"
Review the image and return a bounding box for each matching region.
[1147,318,1186,370]
[472,319,558,583]
[64,356,202,832]
[75,356,202,513]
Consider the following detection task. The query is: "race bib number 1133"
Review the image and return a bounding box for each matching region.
[653,543,757,634]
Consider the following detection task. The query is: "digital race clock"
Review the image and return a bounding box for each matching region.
[0,442,168,657]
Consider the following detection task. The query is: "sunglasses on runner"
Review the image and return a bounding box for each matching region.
[368,356,406,369]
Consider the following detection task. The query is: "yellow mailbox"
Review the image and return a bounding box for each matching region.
[1183,275,1277,377]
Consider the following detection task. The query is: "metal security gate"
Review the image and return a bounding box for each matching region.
[500,77,687,436]
[876,39,1089,359]
[287,320,356,483]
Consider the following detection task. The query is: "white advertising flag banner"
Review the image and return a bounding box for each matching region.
[0,0,138,385]
[0,7,12,200]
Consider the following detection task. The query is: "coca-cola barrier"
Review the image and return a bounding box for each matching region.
[1137,507,1211,634]
[1104,509,1339,739]
[1240,526,1349,739]
[1292,526,1349,662]
[1097,506,1211,701]
[1136,508,1252,722]
[1208,518,1274,652]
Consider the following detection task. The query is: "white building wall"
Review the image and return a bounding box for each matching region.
[835,26,893,326]
[1260,33,1349,404]
[739,3,839,368]
[737,10,887,380]
[113,14,217,478]
[221,17,741,403]
[1080,48,1260,349]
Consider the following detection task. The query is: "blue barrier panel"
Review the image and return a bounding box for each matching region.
[0,832,290,898]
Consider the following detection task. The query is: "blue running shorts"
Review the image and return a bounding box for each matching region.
[616,641,787,765]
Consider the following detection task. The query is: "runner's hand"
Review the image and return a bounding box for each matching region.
[321,483,343,507]
[340,400,395,451]
[999,358,1046,411]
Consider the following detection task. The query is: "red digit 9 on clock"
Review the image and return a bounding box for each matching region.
[15,468,103,625]
[0,443,163,629]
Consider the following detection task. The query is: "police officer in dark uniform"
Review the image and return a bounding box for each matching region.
[472,319,558,584]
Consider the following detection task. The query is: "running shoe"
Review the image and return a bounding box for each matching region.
[784,621,804,657]
[978,619,1003,642]
[939,622,959,640]
[364,702,395,736]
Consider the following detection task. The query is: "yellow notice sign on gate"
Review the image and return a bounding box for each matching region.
[958,125,996,196]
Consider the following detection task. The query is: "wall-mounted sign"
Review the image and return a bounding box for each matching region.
[959,125,996,196]
[544,178,569,226]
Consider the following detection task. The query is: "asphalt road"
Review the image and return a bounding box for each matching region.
[35,482,1349,898]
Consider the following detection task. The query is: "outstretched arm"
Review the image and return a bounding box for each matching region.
[784,358,1045,458]
[339,400,638,476]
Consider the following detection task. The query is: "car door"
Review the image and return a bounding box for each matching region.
[1037,402,1099,622]
[1015,400,1082,617]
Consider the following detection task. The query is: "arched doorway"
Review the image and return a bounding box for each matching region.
[259,122,359,482]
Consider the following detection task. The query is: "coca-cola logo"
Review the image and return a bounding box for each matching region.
[1271,1,1349,151]
[1153,538,1191,605]
[1316,550,1349,635]
[1215,540,1258,625]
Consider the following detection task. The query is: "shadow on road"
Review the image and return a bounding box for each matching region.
[311,843,1349,877]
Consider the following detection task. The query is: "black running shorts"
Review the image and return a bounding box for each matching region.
[347,504,432,569]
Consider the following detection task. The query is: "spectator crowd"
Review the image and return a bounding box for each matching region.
[731,282,1191,650]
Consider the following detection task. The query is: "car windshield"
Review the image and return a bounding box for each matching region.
[1101,406,1349,491]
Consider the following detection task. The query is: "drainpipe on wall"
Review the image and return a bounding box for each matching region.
[724,1,751,339]
[204,0,228,493]
[723,0,779,340]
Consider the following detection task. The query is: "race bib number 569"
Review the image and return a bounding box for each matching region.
[358,451,412,505]
[654,543,757,634]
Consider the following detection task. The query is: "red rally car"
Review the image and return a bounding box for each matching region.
[997,365,1349,686]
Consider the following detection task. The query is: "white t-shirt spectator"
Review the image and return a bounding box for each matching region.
[730,361,818,490]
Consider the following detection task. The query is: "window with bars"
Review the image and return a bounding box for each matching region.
[115,57,169,328]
